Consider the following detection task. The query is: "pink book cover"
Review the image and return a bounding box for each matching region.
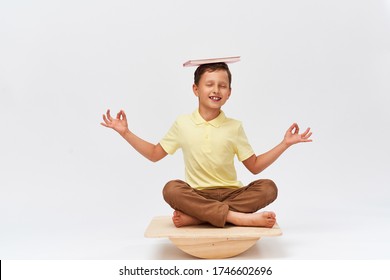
[183,56,241,67]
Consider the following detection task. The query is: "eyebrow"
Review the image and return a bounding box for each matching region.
[204,80,228,86]
[203,78,228,83]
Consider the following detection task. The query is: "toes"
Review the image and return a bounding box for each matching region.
[264,211,276,219]
[266,220,275,228]
[172,217,181,228]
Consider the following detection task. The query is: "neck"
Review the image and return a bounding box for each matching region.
[198,107,221,121]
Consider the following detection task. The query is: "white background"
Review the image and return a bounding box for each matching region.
[1,0,389,259]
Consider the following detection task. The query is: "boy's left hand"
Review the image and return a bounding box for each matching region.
[283,123,312,147]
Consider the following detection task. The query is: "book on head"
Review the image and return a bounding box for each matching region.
[183,56,240,67]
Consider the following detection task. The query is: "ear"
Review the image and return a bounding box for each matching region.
[227,88,232,99]
[192,84,199,97]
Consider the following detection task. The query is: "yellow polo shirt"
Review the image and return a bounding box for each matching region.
[160,110,254,189]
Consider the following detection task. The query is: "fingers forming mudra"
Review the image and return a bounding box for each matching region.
[101,109,129,135]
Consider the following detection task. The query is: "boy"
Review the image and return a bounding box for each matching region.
[101,60,312,228]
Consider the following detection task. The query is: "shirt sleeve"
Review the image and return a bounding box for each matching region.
[159,119,181,155]
[235,123,255,162]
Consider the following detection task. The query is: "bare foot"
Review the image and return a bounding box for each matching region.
[172,211,203,228]
[226,211,276,228]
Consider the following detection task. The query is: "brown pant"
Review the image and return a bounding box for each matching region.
[162,179,278,227]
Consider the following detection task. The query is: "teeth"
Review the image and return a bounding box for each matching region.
[210,96,221,100]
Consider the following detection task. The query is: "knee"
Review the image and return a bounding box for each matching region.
[251,179,278,202]
[162,180,178,201]
[162,179,188,202]
[264,179,278,202]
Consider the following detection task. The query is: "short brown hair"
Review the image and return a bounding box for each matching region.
[194,62,232,88]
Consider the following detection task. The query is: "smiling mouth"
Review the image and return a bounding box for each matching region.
[209,96,222,101]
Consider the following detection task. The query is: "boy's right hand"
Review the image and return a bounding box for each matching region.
[101,109,129,136]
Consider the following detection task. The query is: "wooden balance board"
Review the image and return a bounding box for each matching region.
[145,216,282,259]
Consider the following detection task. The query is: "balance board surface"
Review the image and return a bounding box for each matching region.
[145,216,282,259]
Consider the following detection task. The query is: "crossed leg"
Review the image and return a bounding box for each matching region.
[163,179,278,228]
[172,210,276,228]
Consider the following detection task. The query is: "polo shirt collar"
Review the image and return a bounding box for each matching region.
[191,109,226,127]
